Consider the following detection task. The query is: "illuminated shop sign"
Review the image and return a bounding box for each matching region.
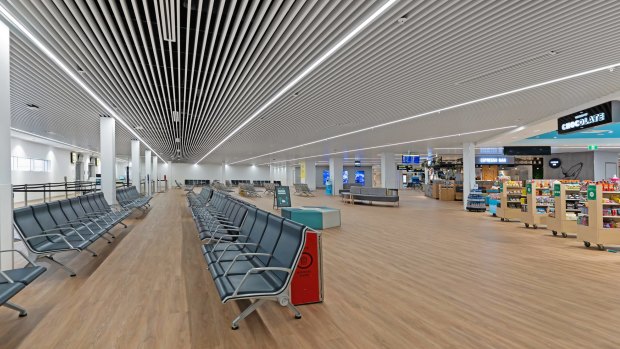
[475,156,514,165]
[557,101,619,134]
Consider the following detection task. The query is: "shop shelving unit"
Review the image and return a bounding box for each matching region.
[496,182,523,222]
[466,189,486,212]
[576,184,620,250]
[546,183,583,238]
[521,180,553,229]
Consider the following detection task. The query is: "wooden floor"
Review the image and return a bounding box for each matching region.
[2,189,620,348]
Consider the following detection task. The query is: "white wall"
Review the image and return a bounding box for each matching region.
[11,138,76,203]
[169,163,269,184]
[593,151,619,180]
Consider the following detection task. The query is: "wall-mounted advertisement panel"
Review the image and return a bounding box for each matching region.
[342,170,349,184]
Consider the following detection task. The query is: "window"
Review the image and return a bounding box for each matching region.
[11,156,51,172]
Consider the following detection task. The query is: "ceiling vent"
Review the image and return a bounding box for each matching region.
[134,125,144,130]
[172,110,180,122]
[175,138,181,143]
[158,0,177,42]
[456,50,559,85]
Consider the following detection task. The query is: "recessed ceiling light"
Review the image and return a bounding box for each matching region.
[176,149,181,153]
[134,126,144,130]
[26,104,39,110]
[172,110,180,122]
[175,138,181,143]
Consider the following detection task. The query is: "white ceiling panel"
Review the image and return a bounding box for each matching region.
[3,1,620,163]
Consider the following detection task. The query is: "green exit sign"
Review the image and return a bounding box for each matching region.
[588,145,598,150]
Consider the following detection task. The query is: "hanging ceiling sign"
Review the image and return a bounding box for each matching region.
[557,101,620,134]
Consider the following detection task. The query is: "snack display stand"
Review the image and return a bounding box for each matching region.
[466,189,486,212]
[576,183,620,250]
[496,181,523,222]
[521,180,553,229]
[546,182,584,238]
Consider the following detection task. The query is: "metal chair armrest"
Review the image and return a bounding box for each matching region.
[223,253,271,276]
[42,227,85,241]
[231,267,292,297]
[0,249,38,267]
[24,234,76,249]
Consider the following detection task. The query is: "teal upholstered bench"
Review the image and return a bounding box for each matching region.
[281,206,341,230]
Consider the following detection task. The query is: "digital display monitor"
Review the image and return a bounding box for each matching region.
[342,170,349,184]
[322,169,330,185]
[355,171,365,185]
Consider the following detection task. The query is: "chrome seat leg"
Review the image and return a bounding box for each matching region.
[231,299,266,330]
[43,255,76,277]
[286,302,302,319]
[4,301,27,317]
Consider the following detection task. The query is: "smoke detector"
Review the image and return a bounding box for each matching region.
[397,16,407,24]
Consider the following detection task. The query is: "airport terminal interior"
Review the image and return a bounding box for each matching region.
[2,1,620,348]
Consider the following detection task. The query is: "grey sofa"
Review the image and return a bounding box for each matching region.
[349,187,399,206]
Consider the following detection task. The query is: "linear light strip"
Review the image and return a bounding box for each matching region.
[0,5,167,164]
[231,63,620,165]
[259,126,517,165]
[11,127,98,153]
[195,0,398,164]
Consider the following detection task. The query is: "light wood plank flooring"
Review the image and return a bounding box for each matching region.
[2,189,620,348]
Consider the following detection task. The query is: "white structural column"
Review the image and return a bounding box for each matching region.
[131,140,140,188]
[0,21,12,269]
[286,164,295,187]
[462,142,476,210]
[329,157,343,195]
[301,160,317,190]
[380,152,399,189]
[100,116,117,205]
[269,164,275,183]
[220,162,226,183]
[152,156,158,193]
[144,150,151,195]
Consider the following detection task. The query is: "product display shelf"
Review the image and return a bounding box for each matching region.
[546,183,583,238]
[520,180,553,229]
[496,182,523,222]
[577,184,620,250]
[466,189,486,212]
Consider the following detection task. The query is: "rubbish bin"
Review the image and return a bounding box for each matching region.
[291,229,323,305]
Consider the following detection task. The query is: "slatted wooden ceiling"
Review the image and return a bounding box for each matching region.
[4,1,620,163]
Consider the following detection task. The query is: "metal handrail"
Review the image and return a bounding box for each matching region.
[12,180,99,207]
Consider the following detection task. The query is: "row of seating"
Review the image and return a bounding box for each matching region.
[116,186,152,209]
[13,192,131,277]
[239,183,261,197]
[190,189,307,330]
[187,186,214,208]
[0,250,46,317]
[294,183,314,197]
